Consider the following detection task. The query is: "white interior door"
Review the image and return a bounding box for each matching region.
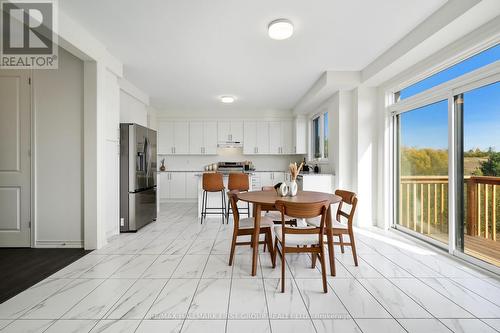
[0,70,31,247]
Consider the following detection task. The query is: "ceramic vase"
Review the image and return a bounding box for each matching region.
[289,180,298,196]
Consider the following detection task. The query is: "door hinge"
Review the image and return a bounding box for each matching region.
[28,77,31,85]
[28,221,31,228]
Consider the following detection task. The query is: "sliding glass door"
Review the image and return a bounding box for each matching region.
[397,101,449,244]
[458,81,500,266]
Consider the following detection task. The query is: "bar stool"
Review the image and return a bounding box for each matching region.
[226,173,250,220]
[201,172,226,224]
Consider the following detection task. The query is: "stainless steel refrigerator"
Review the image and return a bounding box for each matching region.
[120,123,157,232]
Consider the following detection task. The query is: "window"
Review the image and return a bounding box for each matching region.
[397,100,449,244]
[392,42,500,269]
[312,111,329,160]
[396,44,500,101]
[313,117,320,158]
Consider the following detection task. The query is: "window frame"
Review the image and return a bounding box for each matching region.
[388,49,500,273]
[310,110,329,162]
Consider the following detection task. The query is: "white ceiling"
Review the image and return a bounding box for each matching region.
[60,0,447,111]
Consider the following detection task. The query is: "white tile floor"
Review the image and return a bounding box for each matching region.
[1,202,500,333]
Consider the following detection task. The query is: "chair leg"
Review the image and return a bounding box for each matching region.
[226,194,231,222]
[247,202,250,218]
[221,191,225,224]
[326,229,336,276]
[281,248,286,293]
[272,237,279,268]
[319,248,328,293]
[311,252,317,268]
[339,234,345,253]
[266,229,274,264]
[229,231,238,266]
[349,230,359,266]
[200,191,206,224]
[263,233,267,252]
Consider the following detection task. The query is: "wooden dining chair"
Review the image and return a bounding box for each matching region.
[201,172,226,224]
[332,190,359,266]
[306,189,359,268]
[261,186,297,226]
[227,191,274,266]
[272,200,330,293]
[226,173,250,220]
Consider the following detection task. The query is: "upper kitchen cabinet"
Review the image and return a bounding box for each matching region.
[243,121,269,155]
[189,121,217,155]
[158,121,189,155]
[269,120,294,155]
[218,120,243,143]
[294,117,307,154]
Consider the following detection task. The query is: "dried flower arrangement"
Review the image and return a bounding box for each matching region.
[289,162,304,182]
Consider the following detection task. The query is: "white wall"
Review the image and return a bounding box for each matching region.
[33,47,84,247]
[120,90,148,126]
[102,70,121,239]
[353,87,378,227]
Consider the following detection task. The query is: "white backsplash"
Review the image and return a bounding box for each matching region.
[158,147,305,171]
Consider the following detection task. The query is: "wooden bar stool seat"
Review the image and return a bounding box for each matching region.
[226,173,250,220]
[200,172,226,224]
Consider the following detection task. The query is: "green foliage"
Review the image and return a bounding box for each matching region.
[401,147,448,176]
[464,148,490,158]
[480,151,500,176]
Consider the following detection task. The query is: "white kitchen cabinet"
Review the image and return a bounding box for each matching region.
[244,121,269,155]
[173,122,189,154]
[158,121,189,155]
[158,122,174,154]
[159,172,187,200]
[185,172,198,199]
[294,117,307,154]
[281,120,294,154]
[189,121,204,154]
[204,121,218,154]
[218,120,244,143]
[189,121,217,155]
[269,121,281,154]
[159,173,170,199]
[256,122,270,154]
[257,172,285,187]
[243,121,257,155]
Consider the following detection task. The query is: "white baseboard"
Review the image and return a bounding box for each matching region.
[35,240,84,248]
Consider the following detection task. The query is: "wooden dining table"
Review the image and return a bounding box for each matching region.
[236,190,342,276]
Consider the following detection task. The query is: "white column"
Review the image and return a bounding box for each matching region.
[83,61,107,249]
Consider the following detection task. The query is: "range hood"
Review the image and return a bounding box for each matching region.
[217,141,243,148]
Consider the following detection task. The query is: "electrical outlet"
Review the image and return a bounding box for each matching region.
[120,218,125,227]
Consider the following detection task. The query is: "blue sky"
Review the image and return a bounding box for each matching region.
[400,44,500,152]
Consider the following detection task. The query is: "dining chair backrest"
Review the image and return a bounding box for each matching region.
[228,190,241,227]
[228,173,249,191]
[202,172,224,192]
[335,189,357,228]
[275,200,330,236]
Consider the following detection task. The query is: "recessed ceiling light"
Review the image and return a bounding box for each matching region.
[268,19,294,40]
[220,96,235,103]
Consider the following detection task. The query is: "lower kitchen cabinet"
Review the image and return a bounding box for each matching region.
[159,172,193,201]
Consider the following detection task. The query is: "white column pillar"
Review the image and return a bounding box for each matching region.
[83,61,107,249]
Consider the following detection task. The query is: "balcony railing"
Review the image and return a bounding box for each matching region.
[399,175,499,266]
[466,176,498,241]
[400,175,498,242]
[399,176,449,235]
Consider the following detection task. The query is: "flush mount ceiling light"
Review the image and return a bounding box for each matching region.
[220,96,235,103]
[268,19,294,40]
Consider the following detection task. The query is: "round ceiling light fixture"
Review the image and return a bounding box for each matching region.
[220,96,235,104]
[268,18,294,40]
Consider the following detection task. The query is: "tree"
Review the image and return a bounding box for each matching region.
[480,151,500,176]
